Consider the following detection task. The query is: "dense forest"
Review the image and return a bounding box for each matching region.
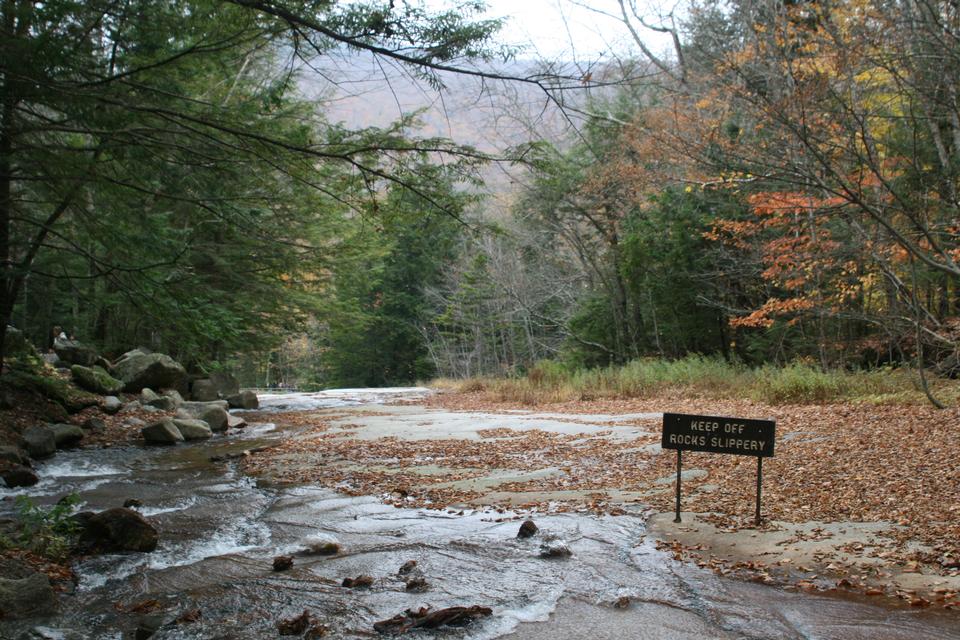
[3,0,960,393]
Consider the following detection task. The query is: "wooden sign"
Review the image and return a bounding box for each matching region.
[662,412,775,457]
[661,412,776,525]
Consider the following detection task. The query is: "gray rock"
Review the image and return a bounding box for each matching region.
[140,388,160,403]
[2,464,39,488]
[176,405,228,432]
[21,425,56,459]
[120,400,142,414]
[40,352,61,367]
[226,413,247,429]
[50,423,84,448]
[0,571,57,618]
[180,400,229,412]
[53,337,98,367]
[76,507,158,552]
[124,417,147,428]
[82,417,106,432]
[226,390,259,410]
[113,353,188,394]
[539,539,572,558]
[210,371,240,397]
[0,445,31,466]
[161,389,184,406]
[190,379,219,401]
[171,419,212,440]
[146,396,177,411]
[102,395,123,414]
[70,364,123,395]
[140,404,161,413]
[140,419,184,444]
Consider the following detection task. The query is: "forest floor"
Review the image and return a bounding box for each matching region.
[241,389,960,611]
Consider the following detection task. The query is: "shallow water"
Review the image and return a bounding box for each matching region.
[1,390,958,639]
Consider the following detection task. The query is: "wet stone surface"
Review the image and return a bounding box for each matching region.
[0,390,958,639]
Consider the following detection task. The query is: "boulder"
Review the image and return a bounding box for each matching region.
[40,352,61,368]
[0,446,31,466]
[210,371,239,397]
[76,507,158,552]
[226,390,259,410]
[21,425,56,459]
[140,388,160,403]
[141,419,184,445]
[517,519,538,538]
[82,417,106,432]
[161,389,184,406]
[50,423,84,448]
[53,337,98,367]
[226,413,247,429]
[190,379,218,402]
[0,570,58,618]
[178,402,228,432]
[113,353,188,394]
[2,464,39,488]
[102,395,123,414]
[124,417,146,429]
[70,365,123,396]
[146,396,177,411]
[171,419,212,440]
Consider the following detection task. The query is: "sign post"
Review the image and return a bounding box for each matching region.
[661,412,775,525]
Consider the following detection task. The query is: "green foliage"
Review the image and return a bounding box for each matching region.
[444,355,949,406]
[9,494,81,561]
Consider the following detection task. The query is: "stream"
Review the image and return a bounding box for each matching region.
[1,389,958,639]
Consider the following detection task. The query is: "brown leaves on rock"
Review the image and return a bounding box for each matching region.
[373,605,493,634]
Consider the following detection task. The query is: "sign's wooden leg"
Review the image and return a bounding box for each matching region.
[755,455,763,526]
[674,449,682,523]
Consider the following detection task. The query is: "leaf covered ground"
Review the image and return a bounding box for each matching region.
[242,391,960,609]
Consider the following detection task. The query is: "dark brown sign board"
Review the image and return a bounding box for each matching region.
[661,412,776,525]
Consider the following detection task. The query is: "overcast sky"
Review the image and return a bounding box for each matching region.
[427,0,678,61]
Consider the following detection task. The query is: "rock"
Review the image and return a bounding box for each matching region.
[405,576,429,592]
[40,352,61,368]
[50,423,84,448]
[300,535,340,556]
[123,417,146,428]
[113,353,188,394]
[0,445,31,466]
[190,379,218,402]
[119,400,142,414]
[102,395,123,414]
[539,539,572,558]
[53,337,97,367]
[140,419,184,445]
[210,371,240,397]
[119,347,150,360]
[177,403,228,432]
[374,606,492,634]
[273,555,294,571]
[21,424,56,459]
[226,390,258,410]
[161,389,184,406]
[398,560,417,576]
[94,355,113,372]
[140,404,161,413]
[2,464,39,488]
[134,613,166,640]
[146,396,177,411]
[0,571,58,618]
[341,575,373,588]
[226,413,247,429]
[123,498,143,509]
[140,388,160,403]
[82,417,106,432]
[76,507,158,552]
[70,364,123,395]
[277,610,313,636]
[517,519,538,538]
[171,418,212,440]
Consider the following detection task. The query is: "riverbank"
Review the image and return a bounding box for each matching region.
[242,390,960,610]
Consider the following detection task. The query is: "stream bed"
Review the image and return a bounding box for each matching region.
[1,390,958,639]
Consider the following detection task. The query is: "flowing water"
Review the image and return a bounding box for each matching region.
[1,390,958,639]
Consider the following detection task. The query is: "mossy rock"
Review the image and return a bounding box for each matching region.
[71,364,123,395]
[4,369,99,413]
